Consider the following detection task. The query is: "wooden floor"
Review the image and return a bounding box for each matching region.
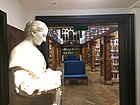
[58,64,120,105]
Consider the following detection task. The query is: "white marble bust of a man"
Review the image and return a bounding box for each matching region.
[9,20,62,96]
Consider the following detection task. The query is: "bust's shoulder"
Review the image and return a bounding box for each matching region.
[10,40,31,55]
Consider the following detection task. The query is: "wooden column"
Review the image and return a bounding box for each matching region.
[57,45,61,66]
[100,36,113,85]
[85,44,89,64]
[56,45,59,66]
[51,42,57,70]
[104,36,113,85]
[59,46,62,64]
[91,42,96,71]
[82,45,86,62]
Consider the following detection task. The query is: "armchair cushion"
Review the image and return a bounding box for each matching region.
[66,54,77,61]
[64,74,87,78]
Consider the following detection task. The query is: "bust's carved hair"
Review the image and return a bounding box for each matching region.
[24,20,48,36]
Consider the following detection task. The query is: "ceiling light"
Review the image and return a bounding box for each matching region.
[52,1,59,6]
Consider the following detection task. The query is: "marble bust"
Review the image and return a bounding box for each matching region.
[9,20,62,96]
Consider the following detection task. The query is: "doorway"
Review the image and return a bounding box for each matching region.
[36,14,135,105]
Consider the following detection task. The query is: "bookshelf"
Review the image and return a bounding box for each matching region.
[111,37,119,83]
[95,39,100,71]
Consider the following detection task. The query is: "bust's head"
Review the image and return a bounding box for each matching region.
[24,20,48,45]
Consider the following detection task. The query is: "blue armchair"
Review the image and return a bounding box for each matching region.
[67,54,77,61]
[64,60,88,85]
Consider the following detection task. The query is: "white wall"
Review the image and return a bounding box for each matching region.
[0,0,28,30]
[130,8,140,105]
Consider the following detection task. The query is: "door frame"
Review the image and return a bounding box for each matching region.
[0,10,9,105]
[36,14,135,105]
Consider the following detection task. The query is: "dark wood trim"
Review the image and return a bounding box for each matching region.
[36,14,136,105]
[36,14,128,27]
[119,15,135,105]
[0,10,9,105]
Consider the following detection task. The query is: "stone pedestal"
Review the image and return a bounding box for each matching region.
[9,88,62,105]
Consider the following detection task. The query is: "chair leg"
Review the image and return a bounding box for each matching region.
[86,79,88,85]
[64,80,66,85]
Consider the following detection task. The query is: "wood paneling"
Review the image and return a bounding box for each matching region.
[8,25,26,52]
